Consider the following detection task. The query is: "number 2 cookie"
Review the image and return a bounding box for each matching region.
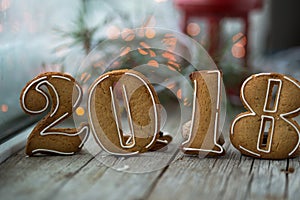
[20,72,89,156]
[230,73,300,159]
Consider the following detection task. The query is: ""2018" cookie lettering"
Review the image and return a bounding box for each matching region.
[20,71,300,159]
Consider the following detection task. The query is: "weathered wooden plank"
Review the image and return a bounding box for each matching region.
[246,158,287,200]
[52,144,180,200]
[287,156,300,200]
[147,143,288,200]
[147,145,232,200]
[0,117,296,200]
[52,158,162,200]
[221,153,254,200]
[0,149,94,200]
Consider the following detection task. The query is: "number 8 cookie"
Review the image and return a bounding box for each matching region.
[20,72,89,156]
[230,73,300,159]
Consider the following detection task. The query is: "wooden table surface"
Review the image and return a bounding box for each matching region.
[0,135,299,200]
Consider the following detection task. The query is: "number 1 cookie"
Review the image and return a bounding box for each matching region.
[182,70,225,156]
[20,72,89,156]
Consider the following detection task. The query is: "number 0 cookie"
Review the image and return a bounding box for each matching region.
[20,72,89,156]
[88,69,161,155]
[230,73,300,159]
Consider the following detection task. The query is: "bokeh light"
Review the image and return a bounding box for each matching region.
[148,60,159,67]
[145,28,156,39]
[232,32,247,46]
[231,32,247,58]
[76,107,85,116]
[187,23,201,37]
[176,89,182,99]
[231,43,246,58]
[1,104,8,113]
[121,28,135,41]
[107,25,120,40]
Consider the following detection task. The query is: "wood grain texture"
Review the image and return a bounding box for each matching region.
[0,125,297,200]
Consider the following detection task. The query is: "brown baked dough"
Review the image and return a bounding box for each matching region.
[20,72,89,156]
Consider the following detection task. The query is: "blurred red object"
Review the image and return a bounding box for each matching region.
[175,0,263,66]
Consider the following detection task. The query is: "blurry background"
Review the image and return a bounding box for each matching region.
[0,0,299,141]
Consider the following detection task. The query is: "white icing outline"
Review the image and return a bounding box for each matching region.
[239,145,260,157]
[31,149,75,155]
[88,72,159,156]
[110,86,135,148]
[122,85,136,146]
[283,76,300,156]
[157,139,169,144]
[88,74,139,156]
[231,73,300,157]
[78,125,90,148]
[182,70,224,154]
[74,84,82,109]
[256,115,274,153]
[21,76,48,114]
[21,74,89,155]
[263,79,282,113]
[124,72,159,149]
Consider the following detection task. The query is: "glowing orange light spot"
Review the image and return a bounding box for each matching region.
[138,48,148,55]
[107,25,120,40]
[168,61,180,69]
[168,66,176,71]
[1,104,8,112]
[145,28,156,39]
[165,33,175,37]
[162,37,177,51]
[76,107,85,116]
[121,28,135,41]
[93,61,105,68]
[187,23,200,37]
[80,72,87,81]
[83,74,91,83]
[177,89,182,99]
[148,60,159,68]
[166,83,176,89]
[232,43,245,58]
[111,61,120,68]
[183,98,190,106]
[0,0,10,11]
[140,42,150,49]
[120,47,131,56]
[149,49,156,57]
[232,32,247,46]
[162,52,176,62]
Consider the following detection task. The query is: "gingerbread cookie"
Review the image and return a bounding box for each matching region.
[88,69,164,155]
[181,70,225,156]
[20,72,89,156]
[230,73,300,159]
